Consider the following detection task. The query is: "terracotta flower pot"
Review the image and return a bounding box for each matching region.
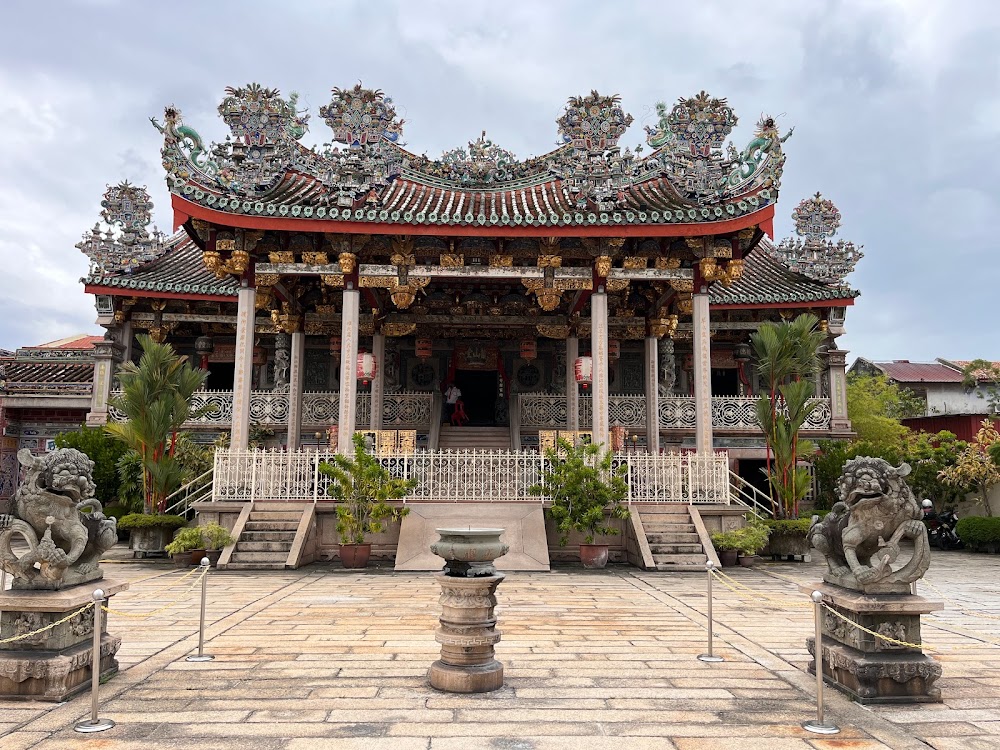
[719,549,739,567]
[189,549,208,566]
[171,552,191,568]
[738,554,757,568]
[204,549,223,568]
[339,543,372,569]
[579,543,609,569]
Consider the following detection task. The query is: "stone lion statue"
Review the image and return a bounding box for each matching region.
[808,456,930,593]
[0,448,117,590]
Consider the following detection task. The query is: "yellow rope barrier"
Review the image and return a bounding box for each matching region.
[820,602,931,650]
[101,567,207,620]
[0,602,95,645]
[711,569,812,608]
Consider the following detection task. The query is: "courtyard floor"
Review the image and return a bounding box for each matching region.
[2,550,999,749]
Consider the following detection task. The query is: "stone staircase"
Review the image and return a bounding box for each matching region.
[223,503,305,570]
[437,425,511,451]
[637,506,708,572]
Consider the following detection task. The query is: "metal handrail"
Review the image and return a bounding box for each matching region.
[163,469,214,516]
[728,470,774,518]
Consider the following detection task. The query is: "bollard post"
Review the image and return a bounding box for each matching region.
[74,589,115,733]
[697,560,724,663]
[802,590,840,735]
[185,557,214,662]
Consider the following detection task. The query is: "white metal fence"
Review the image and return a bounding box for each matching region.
[211,448,731,504]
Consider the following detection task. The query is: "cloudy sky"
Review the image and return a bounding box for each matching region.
[1,0,996,363]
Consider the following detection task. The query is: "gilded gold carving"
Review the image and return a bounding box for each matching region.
[113,310,124,323]
[719,259,745,287]
[521,278,543,291]
[338,252,357,274]
[440,253,464,267]
[314,304,337,317]
[594,255,612,277]
[737,227,757,241]
[536,289,562,311]
[381,322,416,337]
[669,279,694,292]
[655,257,681,270]
[202,249,222,275]
[301,251,329,265]
[304,320,336,335]
[216,238,237,252]
[254,288,275,311]
[605,278,629,292]
[321,274,344,287]
[389,283,416,310]
[622,324,646,340]
[271,304,302,334]
[255,273,279,287]
[684,237,707,255]
[608,237,626,252]
[190,218,211,242]
[538,254,562,269]
[150,299,167,312]
[148,326,168,344]
[648,315,679,339]
[676,293,693,315]
[268,250,295,264]
[359,276,389,288]
[539,237,560,253]
[554,278,592,291]
[536,325,570,339]
[623,256,647,269]
[390,236,415,266]
[488,255,513,267]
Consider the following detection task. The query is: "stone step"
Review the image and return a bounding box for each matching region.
[648,543,704,555]
[223,562,288,570]
[638,506,691,514]
[237,541,293,553]
[652,553,707,566]
[248,511,303,522]
[244,521,299,532]
[654,562,706,572]
[229,551,289,563]
[253,502,311,511]
[642,523,696,533]
[645,532,701,544]
[241,531,297,543]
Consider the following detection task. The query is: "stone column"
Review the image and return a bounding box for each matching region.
[231,284,257,450]
[645,336,659,454]
[370,332,386,432]
[827,348,851,430]
[337,286,360,454]
[121,320,134,364]
[86,335,124,427]
[693,290,713,453]
[286,329,305,451]
[565,335,579,432]
[591,291,610,447]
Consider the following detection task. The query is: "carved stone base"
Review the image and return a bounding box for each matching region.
[802,581,943,704]
[429,573,505,694]
[0,578,128,701]
[429,658,504,693]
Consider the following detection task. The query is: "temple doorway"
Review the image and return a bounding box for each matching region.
[206,363,234,390]
[711,367,740,397]
[454,370,499,425]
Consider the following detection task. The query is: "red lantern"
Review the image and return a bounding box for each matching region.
[357,350,377,385]
[329,335,341,355]
[519,338,537,361]
[416,337,433,360]
[574,356,593,390]
[608,339,620,361]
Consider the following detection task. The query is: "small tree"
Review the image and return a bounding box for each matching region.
[318,433,414,545]
[54,426,128,507]
[529,439,630,545]
[105,335,209,514]
[847,373,923,448]
[939,419,1000,517]
[751,313,826,518]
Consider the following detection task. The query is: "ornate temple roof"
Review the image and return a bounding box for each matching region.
[83,231,239,298]
[156,85,790,235]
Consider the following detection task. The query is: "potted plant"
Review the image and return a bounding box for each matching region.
[529,438,630,569]
[736,517,772,567]
[318,433,415,569]
[761,517,815,559]
[710,531,740,567]
[118,513,188,557]
[164,526,205,567]
[201,522,234,567]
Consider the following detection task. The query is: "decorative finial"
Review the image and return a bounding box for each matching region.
[768,193,863,284]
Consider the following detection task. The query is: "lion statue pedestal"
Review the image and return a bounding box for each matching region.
[0,449,129,701]
[805,457,942,704]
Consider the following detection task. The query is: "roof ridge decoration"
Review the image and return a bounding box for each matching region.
[76,182,166,274]
[766,193,863,285]
[152,83,792,227]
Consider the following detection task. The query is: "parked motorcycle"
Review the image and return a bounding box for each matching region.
[921,499,964,550]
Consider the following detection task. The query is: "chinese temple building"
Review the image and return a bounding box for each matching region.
[67,83,862,568]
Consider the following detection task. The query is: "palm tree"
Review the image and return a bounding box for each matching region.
[750,314,826,518]
[105,335,209,514]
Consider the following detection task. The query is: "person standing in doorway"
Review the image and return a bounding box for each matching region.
[444,382,462,423]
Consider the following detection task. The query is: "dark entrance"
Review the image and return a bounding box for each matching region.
[454,370,499,425]
[711,367,740,396]
[737,459,771,502]
[206,363,235,390]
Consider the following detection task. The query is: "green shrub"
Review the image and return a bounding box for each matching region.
[164,526,204,554]
[956,517,1000,550]
[764,518,814,536]
[117,514,188,531]
[55,426,128,507]
[202,522,234,550]
[710,531,741,551]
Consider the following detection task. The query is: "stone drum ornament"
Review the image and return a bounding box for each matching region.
[428,528,509,693]
[805,457,942,704]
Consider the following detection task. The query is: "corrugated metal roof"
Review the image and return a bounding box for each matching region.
[32,335,103,350]
[871,361,964,383]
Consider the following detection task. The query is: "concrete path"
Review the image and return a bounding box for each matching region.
[1,550,999,749]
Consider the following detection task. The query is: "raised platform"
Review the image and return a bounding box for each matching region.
[394,504,549,571]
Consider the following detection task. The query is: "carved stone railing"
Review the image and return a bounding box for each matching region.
[109,390,433,429]
[211,448,731,504]
[518,394,833,431]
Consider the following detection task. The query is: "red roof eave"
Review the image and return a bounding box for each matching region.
[84,284,236,302]
[172,195,775,239]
